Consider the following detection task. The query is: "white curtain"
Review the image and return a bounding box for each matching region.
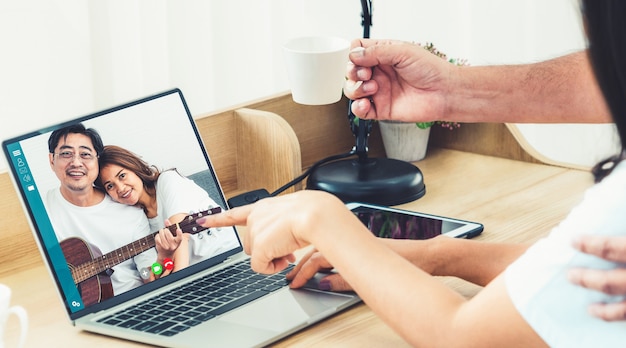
[0,0,617,171]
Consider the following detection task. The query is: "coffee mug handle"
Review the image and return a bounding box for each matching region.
[8,306,27,348]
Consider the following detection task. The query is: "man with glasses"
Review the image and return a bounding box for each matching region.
[46,123,152,302]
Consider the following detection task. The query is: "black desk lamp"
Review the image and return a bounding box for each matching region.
[305,0,425,205]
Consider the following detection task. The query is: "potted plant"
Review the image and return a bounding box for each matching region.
[379,42,467,162]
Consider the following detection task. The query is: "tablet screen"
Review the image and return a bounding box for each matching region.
[349,204,481,240]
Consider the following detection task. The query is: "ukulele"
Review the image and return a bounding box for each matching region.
[60,207,222,306]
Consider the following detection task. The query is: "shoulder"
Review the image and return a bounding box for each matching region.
[536,162,626,244]
[157,170,187,185]
[576,161,626,225]
[156,170,200,193]
[44,187,69,219]
[45,187,61,203]
[100,195,144,215]
[504,162,626,345]
[45,187,76,214]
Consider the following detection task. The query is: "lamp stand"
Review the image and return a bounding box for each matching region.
[306,0,425,205]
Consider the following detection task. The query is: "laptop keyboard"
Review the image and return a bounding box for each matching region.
[97,259,294,337]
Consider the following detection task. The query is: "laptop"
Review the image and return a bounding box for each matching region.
[2,88,361,347]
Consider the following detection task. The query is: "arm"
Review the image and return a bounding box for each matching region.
[161,214,190,272]
[199,191,545,347]
[345,39,610,124]
[287,235,529,291]
[449,51,609,123]
[151,215,190,281]
[152,171,218,271]
[393,237,530,286]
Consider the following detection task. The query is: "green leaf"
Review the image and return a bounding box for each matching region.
[416,122,435,129]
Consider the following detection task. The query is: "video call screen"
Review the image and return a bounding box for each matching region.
[3,90,241,315]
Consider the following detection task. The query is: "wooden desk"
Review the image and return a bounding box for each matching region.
[3,148,593,347]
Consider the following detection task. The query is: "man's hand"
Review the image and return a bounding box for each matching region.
[344,39,453,123]
[569,235,626,321]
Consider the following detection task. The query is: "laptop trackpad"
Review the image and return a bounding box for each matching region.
[218,288,353,332]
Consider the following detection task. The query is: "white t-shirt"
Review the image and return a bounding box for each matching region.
[505,161,626,347]
[148,170,239,266]
[46,188,153,295]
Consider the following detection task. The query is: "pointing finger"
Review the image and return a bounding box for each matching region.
[197,205,253,228]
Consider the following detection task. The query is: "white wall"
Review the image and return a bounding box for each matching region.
[1,0,618,172]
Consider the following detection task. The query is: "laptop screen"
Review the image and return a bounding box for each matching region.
[2,89,242,319]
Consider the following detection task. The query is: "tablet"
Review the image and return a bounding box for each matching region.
[346,202,483,240]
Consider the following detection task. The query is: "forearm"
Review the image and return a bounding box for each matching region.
[381,237,531,286]
[447,51,611,124]
[201,190,543,345]
[169,235,190,272]
[312,226,467,345]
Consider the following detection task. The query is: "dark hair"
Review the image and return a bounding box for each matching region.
[94,145,160,194]
[582,0,626,182]
[48,123,104,156]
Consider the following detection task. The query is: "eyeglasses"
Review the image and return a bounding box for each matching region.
[54,151,97,163]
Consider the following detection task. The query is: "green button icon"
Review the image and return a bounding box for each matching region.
[151,262,163,275]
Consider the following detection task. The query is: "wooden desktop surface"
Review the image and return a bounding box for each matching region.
[3,147,593,347]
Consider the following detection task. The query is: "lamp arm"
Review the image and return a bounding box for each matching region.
[306,1,424,205]
[349,0,373,163]
[360,0,372,39]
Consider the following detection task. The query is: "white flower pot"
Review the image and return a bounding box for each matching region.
[379,120,431,162]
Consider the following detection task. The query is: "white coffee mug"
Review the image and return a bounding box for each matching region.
[283,36,350,105]
[0,284,27,348]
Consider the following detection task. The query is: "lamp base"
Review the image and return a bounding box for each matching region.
[306,157,425,205]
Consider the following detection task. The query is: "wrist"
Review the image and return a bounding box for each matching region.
[380,238,441,275]
[446,65,507,123]
[424,236,448,276]
[156,254,172,264]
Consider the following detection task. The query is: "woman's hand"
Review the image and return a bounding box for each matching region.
[149,219,188,280]
[197,190,355,275]
[154,219,183,260]
[286,248,354,292]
